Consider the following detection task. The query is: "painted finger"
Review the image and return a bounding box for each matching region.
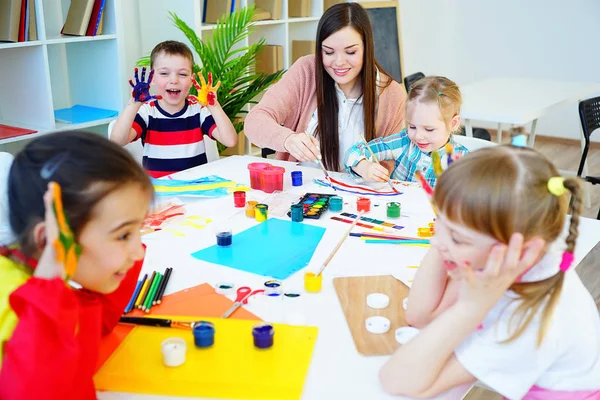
[129,79,135,88]
[134,67,140,85]
[140,66,147,83]
[199,73,207,87]
[213,80,221,91]
[148,69,155,84]
[207,91,216,106]
[207,72,213,87]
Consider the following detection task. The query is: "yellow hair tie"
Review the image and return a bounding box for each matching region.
[547,177,567,196]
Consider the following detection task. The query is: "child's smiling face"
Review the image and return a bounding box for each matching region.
[406,101,460,153]
[151,51,194,113]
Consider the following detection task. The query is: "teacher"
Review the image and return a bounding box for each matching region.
[244,3,406,172]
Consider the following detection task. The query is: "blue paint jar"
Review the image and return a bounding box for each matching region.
[290,204,304,222]
[291,171,303,186]
[193,321,215,348]
[252,323,274,349]
[216,231,232,247]
[329,196,343,212]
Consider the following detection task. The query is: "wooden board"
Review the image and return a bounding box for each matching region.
[333,275,410,356]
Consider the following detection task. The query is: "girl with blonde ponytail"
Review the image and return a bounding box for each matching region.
[379,145,600,399]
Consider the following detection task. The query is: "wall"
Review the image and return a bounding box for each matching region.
[399,0,600,141]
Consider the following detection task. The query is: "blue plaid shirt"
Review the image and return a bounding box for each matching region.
[344,129,469,187]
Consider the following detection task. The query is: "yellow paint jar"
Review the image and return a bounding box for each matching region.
[304,272,322,293]
[255,203,268,222]
[245,201,258,218]
[417,227,433,238]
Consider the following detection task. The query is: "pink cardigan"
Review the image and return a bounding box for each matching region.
[244,55,407,162]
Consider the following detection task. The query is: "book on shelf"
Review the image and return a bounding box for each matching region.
[0,124,37,140]
[54,105,118,125]
[17,0,25,41]
[289,0,312,18]
[203,0,238,24]
[255,45,284,75]
[254,0,282,20]
[292,40,315,64]
[86,0,106,36]
[61,0,96,36]
[28,0,36,40]
[0,0,22,42]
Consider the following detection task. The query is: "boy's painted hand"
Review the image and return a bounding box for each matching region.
[129,67,162,103]
[192,72,221,106]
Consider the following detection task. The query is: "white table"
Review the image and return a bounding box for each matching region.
[461,77,600,146]
[98,156,600,400]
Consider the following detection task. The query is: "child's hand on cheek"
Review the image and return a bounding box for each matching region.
[34,183,66,281]
[453,233,545,316]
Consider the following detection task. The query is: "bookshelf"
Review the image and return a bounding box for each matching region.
[0,0,125,149]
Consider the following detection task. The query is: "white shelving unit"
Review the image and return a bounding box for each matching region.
[0,0,126,149]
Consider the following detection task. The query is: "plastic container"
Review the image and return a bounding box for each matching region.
[247,162,271,190]
[387,202,401,218]
[252,323,275,349]
[357,197,371,212]
[245,201,258,217]
[255,204,268,222]
[329,196,343,212]
[193,321,215,348]
[290,204,304,222]
[233,191,246,207]
[291,171,303,186]
[260,166,285,193]
[304,272,323,293]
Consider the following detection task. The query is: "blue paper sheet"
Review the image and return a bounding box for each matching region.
[54,105,118,124]
[191,218,326,280]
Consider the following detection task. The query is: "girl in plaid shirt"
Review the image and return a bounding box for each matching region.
[344,76,469,187]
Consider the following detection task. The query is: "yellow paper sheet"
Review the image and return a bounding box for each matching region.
[94,316,318,400]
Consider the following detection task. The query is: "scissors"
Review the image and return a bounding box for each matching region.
[221,286,264,318]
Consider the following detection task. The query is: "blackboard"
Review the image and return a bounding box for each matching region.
[365,6,403,83]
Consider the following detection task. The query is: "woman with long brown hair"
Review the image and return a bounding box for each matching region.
[244,3,406,171]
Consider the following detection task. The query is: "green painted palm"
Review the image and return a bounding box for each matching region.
[138,5,285,152]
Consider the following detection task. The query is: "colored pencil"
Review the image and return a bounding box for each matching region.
[138,271,156,309]
[153,267,170,305]
[134,274,150,308]
[414,170,437,215]
[364,239,430,245]
[359,132,399,194]
[124,275,145,314]
[331,216,386,232]
[143,272,162,312]
[350,232,423,241]
[316,211,365,277]
[156,267,173,304]
[149,272,164,306]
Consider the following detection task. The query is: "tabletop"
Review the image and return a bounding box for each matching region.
[460,77,600,125]
[97,155,600,400]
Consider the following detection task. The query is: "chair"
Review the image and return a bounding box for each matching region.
[576,96,600,219]
[107,120,220,165]
[403,72,425,92]
[452,134,498,152]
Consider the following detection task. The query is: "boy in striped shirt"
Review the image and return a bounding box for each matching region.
[110,40,237,178]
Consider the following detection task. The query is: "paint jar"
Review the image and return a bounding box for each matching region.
[290,203,304,222]
[357,197,371,212]
[215,226,232,247]
[291,171,303,186]
[304,272,322,293]
[260,166,285,193]
[215,282,234,295]
[161,337,187,367]
[255,204,268,222]
[193,321,215,348]
[245,201,258,218]
[386,202,401,218]
[329,196,343,212]
[252,323,275,349]
[418,227,433,238]
[247,162,270,190]
[233,191,246,208]
[264,279,283,297]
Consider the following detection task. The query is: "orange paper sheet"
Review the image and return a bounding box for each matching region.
[95,316,318,399]
[96,283,259,370]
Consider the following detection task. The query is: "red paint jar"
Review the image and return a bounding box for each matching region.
[233,191,246,207]
[356,197,371,212]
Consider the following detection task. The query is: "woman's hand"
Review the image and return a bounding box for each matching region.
[353,160,390,182]
[452,233,545,314]
[284,133,321,162]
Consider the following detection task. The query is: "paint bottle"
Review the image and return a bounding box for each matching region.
[356,197,371,212]
[233,190,246,207]
[215,224,232,247]
[161,337,187,367]
[290,203,304,222]
[252,323,275,349]
[193,321,215,348]
[245,200,258,217]
[329,196,343,212]
[386,202,401,218]
[264,279,283,297]
[304,272,322,293]
[255,204,268,222]
[291,171,303,186]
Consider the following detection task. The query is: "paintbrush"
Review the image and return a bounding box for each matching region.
[315,210,365,277]
[119,316,199,330]
[414,170,437,215]
[303,131,335,190]
[359,133,399,194]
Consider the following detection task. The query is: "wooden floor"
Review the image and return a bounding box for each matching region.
[462,134,600,400]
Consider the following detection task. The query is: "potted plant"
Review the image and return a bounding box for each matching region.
[137,5,285,154]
